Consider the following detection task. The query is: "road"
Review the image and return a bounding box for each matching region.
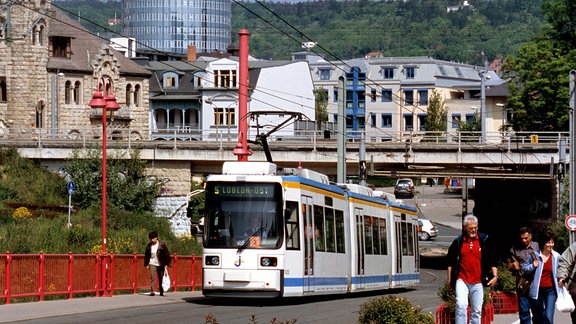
[17,264,447,324]
[18,186,464,323]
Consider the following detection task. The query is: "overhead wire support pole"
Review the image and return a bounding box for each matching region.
[570,70,576,244]
[337,76,346,183]
[233,29,252,161]
[480,58,488,143]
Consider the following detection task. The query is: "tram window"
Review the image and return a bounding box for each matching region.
[314,205,325,252]
[379,218,388,255]
[364,216,374,254]
[335,210,345,253]
[324,196,333,207]
[325,208,336,252]
[373,218,380,255]
[401,222,414,256]
[285,201,299,250]
[407,222,414,255]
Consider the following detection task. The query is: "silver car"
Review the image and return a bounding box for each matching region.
[394,178,415,198]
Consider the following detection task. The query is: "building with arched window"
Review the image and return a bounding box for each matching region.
[0,2,150,139]
[122,0,231,54]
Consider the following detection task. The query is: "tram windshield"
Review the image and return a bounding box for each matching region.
[204,182,283,249]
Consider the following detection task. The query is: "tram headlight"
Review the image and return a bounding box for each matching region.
[260,257,277,267]
[205,255,220,266]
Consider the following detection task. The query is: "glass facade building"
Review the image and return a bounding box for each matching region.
[122,0,231,54]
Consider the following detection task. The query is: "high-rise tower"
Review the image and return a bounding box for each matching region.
[122,0,231,55]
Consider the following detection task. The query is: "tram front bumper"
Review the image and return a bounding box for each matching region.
[203,268,282,293]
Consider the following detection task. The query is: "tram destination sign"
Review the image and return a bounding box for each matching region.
[213,183,275,198]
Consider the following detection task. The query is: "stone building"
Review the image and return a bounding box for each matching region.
[0,1,151,140]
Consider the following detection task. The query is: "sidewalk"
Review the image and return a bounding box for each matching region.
[0,291,203,323]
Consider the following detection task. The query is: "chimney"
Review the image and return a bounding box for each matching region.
[187,45,197,62]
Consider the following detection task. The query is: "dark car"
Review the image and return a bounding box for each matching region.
[394,178,415,198]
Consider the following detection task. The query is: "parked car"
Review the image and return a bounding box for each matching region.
[394,178,415,198]
[418,218,438,241]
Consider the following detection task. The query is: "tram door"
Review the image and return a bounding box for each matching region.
[355,208,365,288]
[302,196,315,293]
[395,218,403,274]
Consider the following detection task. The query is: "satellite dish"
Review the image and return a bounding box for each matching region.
[301,41,317,50]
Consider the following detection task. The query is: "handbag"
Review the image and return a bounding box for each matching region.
[556,287,576,312]
[517,276,532,295]
[515,252,537,294]
[162,270,171,292]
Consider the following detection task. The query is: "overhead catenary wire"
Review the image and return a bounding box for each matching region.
[14,1,538,175]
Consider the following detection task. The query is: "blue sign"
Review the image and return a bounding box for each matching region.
[67,181,75,195]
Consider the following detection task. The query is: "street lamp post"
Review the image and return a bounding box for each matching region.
[88,76,120,296]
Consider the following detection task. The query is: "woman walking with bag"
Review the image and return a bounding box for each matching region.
[523,231,561,324]
[144,231,172,296]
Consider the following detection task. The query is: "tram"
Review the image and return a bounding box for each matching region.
[202,161,419,297]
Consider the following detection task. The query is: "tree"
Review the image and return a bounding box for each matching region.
[458,112,481,132]
[500,0,576,132]
[64,148,164,211]
[502,39,575,131]
[424,90,448,132]
[542,0,576,52]
[314,87,329,129]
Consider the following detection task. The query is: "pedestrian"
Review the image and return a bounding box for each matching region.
[508,226,539,324]
[447,214,498,324]
[557,240,576,324]
[522,230,560,324]
[144,231,172,296]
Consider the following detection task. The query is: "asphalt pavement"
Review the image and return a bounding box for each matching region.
[0,186,571,323]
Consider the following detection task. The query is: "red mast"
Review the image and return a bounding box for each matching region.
[233,29,252,161]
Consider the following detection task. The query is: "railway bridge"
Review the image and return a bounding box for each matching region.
[1,128,569,247]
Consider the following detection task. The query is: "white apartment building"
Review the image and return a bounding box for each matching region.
[300,52,508,143]
[145,55,315,142]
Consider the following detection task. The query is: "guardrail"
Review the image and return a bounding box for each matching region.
[0,252,201,304]
[0,127,569,151]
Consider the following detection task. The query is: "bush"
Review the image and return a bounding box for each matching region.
[358,295,434,324]
[491,264,517,294]
[12,207,32,222]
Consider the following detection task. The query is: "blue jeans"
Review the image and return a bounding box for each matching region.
[533,287,557,324]
[518,291,536,324]
[455,279,484,324]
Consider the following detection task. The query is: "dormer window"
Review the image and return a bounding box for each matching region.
[405,67,415,79]
[319,69,331,80]
[51,36,71,58]
[163,72,179,88]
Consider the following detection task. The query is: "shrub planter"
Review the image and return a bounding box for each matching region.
[490,291,518,314]
[435,303,494,324]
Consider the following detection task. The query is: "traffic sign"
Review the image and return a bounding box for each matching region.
[67,181,75,195]
[566,215,576,231]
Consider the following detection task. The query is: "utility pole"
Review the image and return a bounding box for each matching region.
[569,70,575,244]
[480,58,488,143]
[359,135,366,186]
[337,76,346,183]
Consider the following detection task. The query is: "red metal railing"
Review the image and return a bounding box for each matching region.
[0,252,202,304]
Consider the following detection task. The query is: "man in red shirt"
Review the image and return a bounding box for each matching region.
[447,214,498,324]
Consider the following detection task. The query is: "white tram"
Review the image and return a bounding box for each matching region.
[202,161,419,297]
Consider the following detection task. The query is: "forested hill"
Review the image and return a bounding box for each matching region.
[54,0,546,64]
[231,0,546,64]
